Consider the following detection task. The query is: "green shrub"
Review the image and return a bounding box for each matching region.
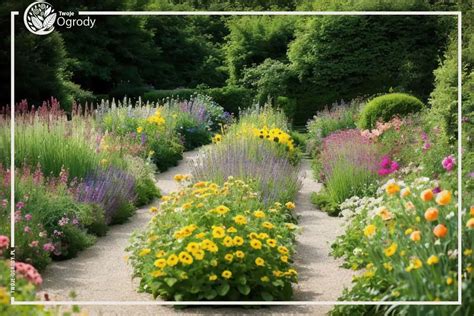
[204,86,255,115]
[85,204,109,237]
[358,93,425,130]
[149,137,184,172]
[288,130,307,151]
[174,114,212,150]
[109,202,136,225]
[128,178,298,301]
[310,191,338,216]
[135,177,161,207]
[276,96,297,120]
[143,89,197,103]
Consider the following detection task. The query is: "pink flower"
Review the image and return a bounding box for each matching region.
[24,214,32,221]
[15,261,43,285]
[43,243,55,252]
[24,226,31,233]
[0,235,9,249]
[442,155,455,172]
[29,240,39,247]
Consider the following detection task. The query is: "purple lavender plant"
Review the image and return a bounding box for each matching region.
[75,167,136,224]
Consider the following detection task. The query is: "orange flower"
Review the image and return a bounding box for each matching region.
[410,230,421,242]
[420,189,434,202]
[470,206,474,217]
[435,190,451,206]
[467,218,474,229]
[385,182,400,196]
[424,207,439,222]
[433,224,448,238]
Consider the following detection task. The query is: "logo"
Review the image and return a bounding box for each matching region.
[23,1,57,35]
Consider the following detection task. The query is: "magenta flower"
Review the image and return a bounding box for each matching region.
[24,213,32,221]
[43,243,55,252]
[378,156,399,176]
[442,155,455,172]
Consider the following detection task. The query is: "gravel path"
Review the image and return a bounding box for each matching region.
[37,153,352,315]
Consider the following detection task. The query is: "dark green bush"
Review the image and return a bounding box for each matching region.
[358,93,425,129]
[277,96,297,121]
[149,137,184,172]
[143,89,197,103]
[310,191,339,216]
[176,117,212,150]
[204,86,255,115]
[134,177,161,207]
[109,202,136,225]
[85,204,109,237]
[109,84,150,100]
[288,130,307,151]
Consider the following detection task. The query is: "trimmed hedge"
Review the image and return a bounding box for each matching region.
[142,86,255,115]
[358,93,424,129]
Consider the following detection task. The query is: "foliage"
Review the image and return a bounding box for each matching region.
[128,177,298,301]
[358,93,425,130]
[124,155,161,207]
[203,86,255,115]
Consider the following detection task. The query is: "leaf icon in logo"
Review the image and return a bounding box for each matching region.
[31,16,43,30]
[43,13,56,30]
[44,6,51,17]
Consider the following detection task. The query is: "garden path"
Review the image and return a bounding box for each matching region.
[39,154,352,315]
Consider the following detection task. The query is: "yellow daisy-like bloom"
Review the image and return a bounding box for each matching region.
[149,206,158,213]
[235,250,245,258]
[410,257,423,270]
[385,182,400,196]
[273,270,283,277]
[254,210,265,218]
[233,236,244,246]
[249,232,259,239]
[280,255,288,263]
[195,232,206,239]
[250,239,262,250]
[182,202,192,210]
[427,255,440,265]
[209,274,218,281]
[234,215,247,225]
[139,248,151,257]
[262,222,274,229]
[278,246,289,255]
[260,276,270,282]
[446,277,454,285]
[137,126,143,133]
[287,269,297,276]
[208,244,219,253]
[210,259,218,267]
[266,239,277,248]
[186,242,200,253]
[383,243,398,257]
[201,239,213,250]
[255,257,265,266]
[404,228,413,235]
[363,224,376,238]
[222,270,232,279]
[383,262,393,271]
[285,202,296,209]
[224,253,234,262]
[150,270,166,278]
[212,227,226,239]
[227,226,237,233]
[223,236,233,247]
[193,249,205,261]
[167,254,179,266]
[258,232,269,239]
[154,258,167,268]
[215,205,230,215]
[178,251,193,265]
[173,174,185,182]
[464,249,473,256]
[156,250,166,258]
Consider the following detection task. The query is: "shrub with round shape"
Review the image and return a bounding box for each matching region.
[127,178,298,301]
[358,93,424,130]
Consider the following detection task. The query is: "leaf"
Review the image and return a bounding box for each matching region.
[174,293,183,301]
[217,282,230,296]
[164,277,177,287]
[204,289,217,300]
[31,16,43,30]
[43,13,56,30]
[237,275,247,285]
[261,291,273,301]
[237,284,250,296]
[44,6,51,17]
[272,280,284,287]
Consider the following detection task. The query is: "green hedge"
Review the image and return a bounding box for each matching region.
[358,93,425,129]
[142,86,255,115]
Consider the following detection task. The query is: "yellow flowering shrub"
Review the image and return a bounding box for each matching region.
[128,177,298,301]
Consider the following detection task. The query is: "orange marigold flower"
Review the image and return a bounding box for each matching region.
[385,182,400,196]
[435,190,451,206]
[420,189,434,202]
[410,230,422,242]
[433,224,448,238]
[424,207,439,222]
[467,218,474,229]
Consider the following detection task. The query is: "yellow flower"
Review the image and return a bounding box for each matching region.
[222,270,232,279]
[385,182,400,195]
[156,250,166,258]
[464,249,473,256]
[262,221,274,229]
[223,236,233,247]
[186,242,200,253]
[435,190,452,206]
[215,205,230,215]
[227,226,237,233]
[173,174,185,182]
[100,159,108,166]
[446,277,454,285]
[195,232,206,239]
[249,232,259,239]
[410,257,423,270]
[427,255,439,265]
[208,244,219,253]
[212,227,226,239]
[235,250,245,258]
[278,246,289,255]
[224,253,234,262]
[149,206,158,213]
[285,202,296,209]
[266,239,277,248]
[139,248,151,257]
[210,259,218,267]
[137,126,143,133]
[193,250,205,260]
[280,256,288,263]
[233,236,244,246]
[250,239,262,250]
[212,134,222,143]
[400,187,411,198]
[234,215,247,225]
[178,251,193,265]
[404,228,413,235]
[384,243,398,257]
[209,274,218,281]
[255,257,265,266]
[167,254,179,266]
[150,270,166,277]
[363,224,376,238]
[383,262,393,271]
[467,218,474,229]
[182,202,192,210]
[154,259,167,268]
[254,210,265,218]
[258,233,269,239]
[273,270,283,277]
[260,276,270,282]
